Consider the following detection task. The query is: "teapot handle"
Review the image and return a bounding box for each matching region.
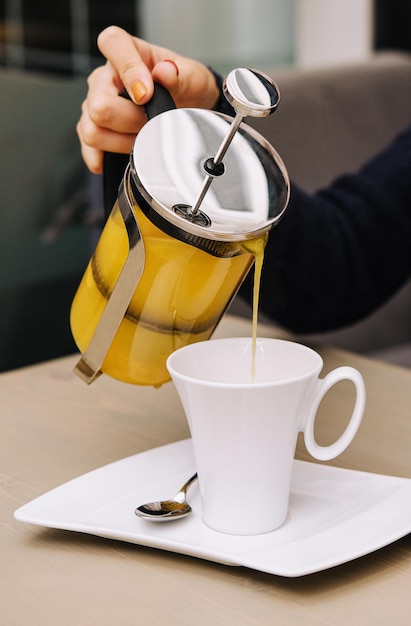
[142,82,176,120]
[103,83,176,218]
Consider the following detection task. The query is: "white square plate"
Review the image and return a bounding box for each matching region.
[14,439,411,577]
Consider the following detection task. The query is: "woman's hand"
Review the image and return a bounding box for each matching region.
[77,25,220,173]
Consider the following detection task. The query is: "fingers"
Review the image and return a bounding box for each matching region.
[86,63,144,133]
[77,61,145,173]
[97,26,155,104]
[96,26,213,108]
[77,98,137,174]
[79,142,104,175]
[77,117,136,174]
[78,28,182,173]
[77,26,221,172]
[153,54,220,110]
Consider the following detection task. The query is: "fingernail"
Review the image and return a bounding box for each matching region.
[164,59,179,76]
[131,80,147,103]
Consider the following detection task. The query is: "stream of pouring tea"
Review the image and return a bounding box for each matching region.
[242,234,268,380]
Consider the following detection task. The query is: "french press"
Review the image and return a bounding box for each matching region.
[70,68,290,387]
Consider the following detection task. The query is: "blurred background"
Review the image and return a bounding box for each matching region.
[0,0,410,371]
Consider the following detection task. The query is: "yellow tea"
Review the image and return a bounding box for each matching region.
[70,199,260,386]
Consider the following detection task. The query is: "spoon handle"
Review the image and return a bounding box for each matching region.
[181,473,198,493]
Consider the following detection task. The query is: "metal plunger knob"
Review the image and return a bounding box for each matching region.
[189,68,280,216]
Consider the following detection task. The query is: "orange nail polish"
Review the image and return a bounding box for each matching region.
[131,80,147,103]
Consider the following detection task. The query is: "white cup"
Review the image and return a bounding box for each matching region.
[167,337,366,536]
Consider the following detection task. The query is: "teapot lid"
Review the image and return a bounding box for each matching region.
[130,69,290,243]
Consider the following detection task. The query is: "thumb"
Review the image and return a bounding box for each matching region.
[151,60,180,97]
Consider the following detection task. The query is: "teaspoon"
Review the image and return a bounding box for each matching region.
[135,473,198,521]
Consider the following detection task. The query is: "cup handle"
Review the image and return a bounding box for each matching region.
[303,366,366,461]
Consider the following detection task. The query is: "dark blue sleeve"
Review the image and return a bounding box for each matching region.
[240,125,411,332]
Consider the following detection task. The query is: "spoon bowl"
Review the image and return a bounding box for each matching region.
[135,473,198,521]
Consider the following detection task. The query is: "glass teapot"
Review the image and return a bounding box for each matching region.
[70,69,290,387]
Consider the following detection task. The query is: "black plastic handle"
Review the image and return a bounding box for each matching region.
[103,83,176,218]
[143,82,176,120]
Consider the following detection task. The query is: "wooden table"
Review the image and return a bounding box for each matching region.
[2,316,411,625]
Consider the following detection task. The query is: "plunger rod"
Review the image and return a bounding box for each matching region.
[190,111,244,215]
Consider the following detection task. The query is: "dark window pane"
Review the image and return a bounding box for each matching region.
[0,0,5,64]
[374,0,411,51]
[88,0,139,64]
[1,1,140,75]
[22,0,72,73]
[22,1,72,52]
